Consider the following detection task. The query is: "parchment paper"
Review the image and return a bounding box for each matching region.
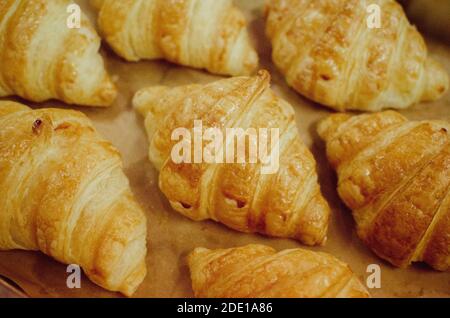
[0,0,449,298]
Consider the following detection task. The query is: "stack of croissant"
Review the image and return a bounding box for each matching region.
[0,0,448,298]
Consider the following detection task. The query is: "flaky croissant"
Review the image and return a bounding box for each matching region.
[0,0,117,107]
[0,101,147,295]
[133,70,330,246]
[188,244,370,298]
[265,0,449,112]
[318,111,450,271]
[91,0,258,76]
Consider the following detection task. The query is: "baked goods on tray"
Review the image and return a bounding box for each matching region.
[0,0,448,298]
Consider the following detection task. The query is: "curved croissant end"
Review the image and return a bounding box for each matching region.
[188,244,370,298]
[422,59,450,102]
[133,70,330,246]
[265,0,449,111]
[0,0,117,107]
[0,101,147,295]
[92,0,258,76]
[318,111,450,271]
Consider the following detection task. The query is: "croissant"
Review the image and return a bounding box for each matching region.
[0,101,147,295]
[91,0,258,76]
[318,111,450,271]
[133,70,330,246]
[265,0,449,112]
[188,244,370,298]
[0,0,117,107]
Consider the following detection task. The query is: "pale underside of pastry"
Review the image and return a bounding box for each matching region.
[133,70,330,246]
[188,244,370,298]
[91,0,258,76]
[265,0,449,112]
[0,0,117,107]
[318,111,450,271]
[0,101,147,295]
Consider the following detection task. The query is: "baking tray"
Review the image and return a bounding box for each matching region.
[0,0,449,298]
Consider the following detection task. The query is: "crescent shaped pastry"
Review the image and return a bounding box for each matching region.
[0,101,147,295]
[188,244,370,298]
[318,111,450,271]
[134,70,330,246]
[265,0,449,111]
[0,0,117,106]
[91,0,258,76]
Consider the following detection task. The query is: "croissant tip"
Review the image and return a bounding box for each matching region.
[132,86,167,117]
[317,113,351,141]
[256,69,271,81]
[187,247,210,267]
[422,58,449,102]
[93,75,119,107]
[119,267,147,297]
[56,58,117,107]
[96,88,118,107]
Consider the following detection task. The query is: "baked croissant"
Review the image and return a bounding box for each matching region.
[91,0,258,76]
[188,244,370,298]
[0,101,147,295]
[265,0,449,112]
[133,70,330,246]
[318,111,450,271]
[0,0,117,107]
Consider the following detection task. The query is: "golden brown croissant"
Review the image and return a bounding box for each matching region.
[0,101,147,295]
[188,244,370,298]
[133,70,330,246]
[265,0,449,112]
[318,111,450,271]
[0,0,117,107]
[91,0,258,76]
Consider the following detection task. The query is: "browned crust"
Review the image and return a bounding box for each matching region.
[266,0,449,111]
[0,101,147,295]
[0,0,116,106]
[135,70,330,246]
[319,111,450,271]
[366,144,450,267]
[93,0,258,76]
[188,245,370,298]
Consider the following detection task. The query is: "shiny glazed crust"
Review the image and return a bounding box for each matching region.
[188,244,370,298]
[91,0,258,76]
[0,0,117,106]
[318,111,450,271]
[0,101,147,295]
[133,70,330,246]
[265,0,449,111]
